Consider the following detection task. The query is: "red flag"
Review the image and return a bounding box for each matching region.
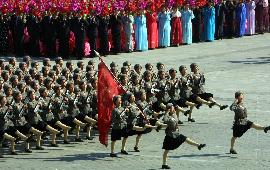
[97,59,125,146]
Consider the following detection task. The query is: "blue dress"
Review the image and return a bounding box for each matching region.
[203,6,215,41]
[181,10,194,45]
[236,3,247,37]
[158,12,171,47]
[134,15,148,51]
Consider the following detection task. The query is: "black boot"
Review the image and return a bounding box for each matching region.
[230,149,237,154]
[264,126,270,133]
[25,148,32,153]
[220,105,228,110]
[162,165,171,169]
[188,118,195,122]
[178,120,183,124]
[134,146,140,152]
[184,110,190,116]
[121,149,128,155]
[110,153,117,157]
[198,144,206,150]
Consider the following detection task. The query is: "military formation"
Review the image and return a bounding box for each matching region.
[0,56,228,157]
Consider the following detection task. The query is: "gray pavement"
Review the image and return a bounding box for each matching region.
[1,34,270,170]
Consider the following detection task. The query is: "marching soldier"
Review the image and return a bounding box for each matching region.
[189,63,228,110]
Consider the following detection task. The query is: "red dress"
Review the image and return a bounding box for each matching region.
[171,11,183,45]
[146,12,158,49]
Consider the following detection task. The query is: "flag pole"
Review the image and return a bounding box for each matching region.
[94,50,127,92]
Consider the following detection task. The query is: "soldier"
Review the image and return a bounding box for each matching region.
[178,65,215,110]
[0,95,17,156]
[156,69,189,124]
[129,74,142,100]
[29,68,37,80]
[43,58,51,68]
[11,91,44,153]
[43,77,54,97]
[38,87,61,147]
[125,92,160,153]
[4,85,14,105]
[145,63,157,81]
[189,63,228,110]
[132,64,143,78]
[1,70,9,83]
[88,78,98,119]
[65,81,86,142]
[41,66,50,78]
[110,95,129,157]
[19,62,28,75]
[22,56,31,70]
[31,61,40,70]
[0,59,5,70]
[10,75,19,89]
[50,85,72,144]
[55,57,64,68]
[161,103,206,169]
[66,61,74,75]
[77,80,97,140]
[229,91,270,154]
[110,62,118,70]
[35,72,44,85]
[168,68,196,122]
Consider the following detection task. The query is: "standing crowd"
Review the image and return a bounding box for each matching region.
[0,0,269,59]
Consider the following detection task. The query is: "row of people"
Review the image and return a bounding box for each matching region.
[0,0,269,59]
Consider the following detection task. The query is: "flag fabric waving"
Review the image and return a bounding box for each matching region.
[97,58,126,146]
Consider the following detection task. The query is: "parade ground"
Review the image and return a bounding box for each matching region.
[1,34,270,170]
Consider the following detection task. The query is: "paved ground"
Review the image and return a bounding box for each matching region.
[1,34,270,170]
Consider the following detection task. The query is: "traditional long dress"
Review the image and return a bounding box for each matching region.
[146,12,158,49]
[203,6,215,41]
[225,1,236,38]
[236,3,247,37]
[192,7,202,43]
[171,10,183,45]
[181,9,194,45]
[255,0,269,33]
[215,3,226,39]
[158,11,171,47]
[134,15,148,51]
[245,1,256,35]
[122,15,134,52]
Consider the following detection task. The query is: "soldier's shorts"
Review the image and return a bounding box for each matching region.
[16,123,32,134]
[198,92,214,101]
[5,126,17,136]
[32,121,48,131]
